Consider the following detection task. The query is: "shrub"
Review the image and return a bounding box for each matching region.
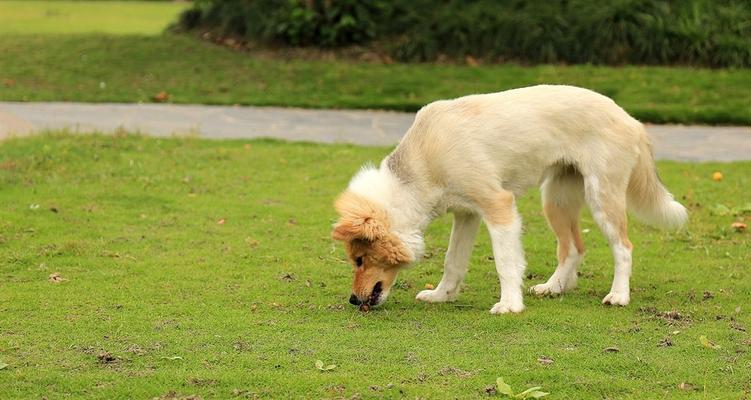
[176,0,751,67]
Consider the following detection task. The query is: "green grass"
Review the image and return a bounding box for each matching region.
[0,1,189,35]
[1,133,749,399]
[1,34,751,125]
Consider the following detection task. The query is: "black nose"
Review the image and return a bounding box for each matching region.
[349,294,361,306]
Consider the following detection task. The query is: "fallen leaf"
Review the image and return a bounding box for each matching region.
[495,377,514,396]
[161,356,183,360]
[245,237,259,247]
[315,360,336,371]
[153,91,170,102]
[678,382,695,390]
[48,272,65,283]
[0,362,8,370]
[731,222,747,232]
[424,283,435,290]
[217,219,225,225]
[537,356,554,365]
[359,303,370,312]
[518,387,549,398]
[658,337,673,347]
[711,204,731,216]
[699,335,721,349]
[465,56,479,66]
[2,79,14,87]
[603,346,620,353]
[712,171,723,181]
[0,160,16,170]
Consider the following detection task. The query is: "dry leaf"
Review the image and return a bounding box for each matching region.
[48,272,65,283]
[217,219,225,225]
[537,356,554,365]
[424,283,435,290]
[699,335,720,349]
[153,91,170,102]
[712,171,723,181]
[315,360,336,371]
[731,222,747,232]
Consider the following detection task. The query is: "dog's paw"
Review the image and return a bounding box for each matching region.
[415,289,455,303]
[489,300,525,314]
[602,291,630,306]
[529,282,564,296]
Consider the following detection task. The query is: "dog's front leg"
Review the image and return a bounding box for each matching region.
[485,197,526,314]
[416,212,480,303]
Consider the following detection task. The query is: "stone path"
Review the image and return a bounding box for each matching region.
[1,102,750,161]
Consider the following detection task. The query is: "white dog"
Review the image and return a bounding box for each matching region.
[332,85,687,314]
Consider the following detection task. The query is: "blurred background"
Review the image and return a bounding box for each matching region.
[1,0,750,126]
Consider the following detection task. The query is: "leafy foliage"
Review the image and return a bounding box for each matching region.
[495,377,549,398]
[176,0,751,67]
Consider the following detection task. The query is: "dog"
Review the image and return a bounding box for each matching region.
[332,85,687,314]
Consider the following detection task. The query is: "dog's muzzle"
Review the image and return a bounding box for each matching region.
[350,281,384,307]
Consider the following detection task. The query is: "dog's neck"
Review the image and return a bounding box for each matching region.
[347,164,438,262]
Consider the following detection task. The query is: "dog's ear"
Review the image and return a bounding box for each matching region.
[332,192,388,242]
[371,235,412,265]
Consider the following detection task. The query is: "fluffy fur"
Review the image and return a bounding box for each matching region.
[332,84,687,313]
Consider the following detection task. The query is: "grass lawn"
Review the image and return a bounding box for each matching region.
[0,133,749,399]
[0,1,189,35]
[1,2,751,125]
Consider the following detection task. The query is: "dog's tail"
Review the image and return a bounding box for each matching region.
[626,131,688,230]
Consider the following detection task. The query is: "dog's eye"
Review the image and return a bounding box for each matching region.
[355,257,363,267]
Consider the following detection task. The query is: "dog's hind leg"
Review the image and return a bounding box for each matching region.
[416,212,481,303]
[583,173,633,306]
[479,189,526,314]
[531,172,585,296]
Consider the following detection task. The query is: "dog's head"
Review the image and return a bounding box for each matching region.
[332,191,413,308]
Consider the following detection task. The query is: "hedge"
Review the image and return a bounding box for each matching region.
[176,0,751,67]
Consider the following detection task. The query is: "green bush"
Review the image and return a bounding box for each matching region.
[176,0,751,67]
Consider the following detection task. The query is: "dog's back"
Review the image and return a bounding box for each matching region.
[390,84,686,229]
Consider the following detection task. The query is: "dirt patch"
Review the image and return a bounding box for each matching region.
[658,337,673,347]
[188,377,218,387]
[153,392,202,400]
[438,366,474,378]
[97,351,118,365]
[639,307,692,326]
